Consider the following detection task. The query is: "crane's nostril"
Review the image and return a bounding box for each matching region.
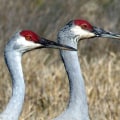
[40,38,77,51]
[87,26,120,39]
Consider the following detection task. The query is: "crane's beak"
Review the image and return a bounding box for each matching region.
[39,38,77,51]
[92,26,120,39]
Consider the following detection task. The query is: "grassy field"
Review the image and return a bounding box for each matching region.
[0,0,120,120]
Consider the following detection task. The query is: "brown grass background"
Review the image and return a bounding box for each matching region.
[0,0,120,120]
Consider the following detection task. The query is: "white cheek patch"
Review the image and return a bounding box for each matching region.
[71,26,95,39]
[16,36,42,48]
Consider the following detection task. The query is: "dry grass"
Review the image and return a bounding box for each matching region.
[0,50,120,120]
[0,0,120,120]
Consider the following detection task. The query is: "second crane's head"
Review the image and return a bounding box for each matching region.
[5,30,76,53]
[58,19,120,48]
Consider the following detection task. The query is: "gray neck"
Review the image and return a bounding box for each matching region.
[61,50,89,118]
[55,38,89,120]
[0,51,25,120]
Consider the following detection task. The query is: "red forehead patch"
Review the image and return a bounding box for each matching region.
[74,19,93,31]
[20,30,40,43]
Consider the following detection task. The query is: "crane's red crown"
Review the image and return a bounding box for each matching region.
[20,30,40,43]
[74,20,93,31]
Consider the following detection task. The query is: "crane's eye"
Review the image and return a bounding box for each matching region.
[25,35,32,41]
[81,24,89,30]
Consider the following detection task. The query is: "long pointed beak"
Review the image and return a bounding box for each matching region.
[92,26,120,39]
[39,38,77,51]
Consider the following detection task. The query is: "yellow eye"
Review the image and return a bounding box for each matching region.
[25,35,31,41]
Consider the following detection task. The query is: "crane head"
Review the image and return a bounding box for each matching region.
[6,30,76,53]
[73,19,120,39]
[58,19,120,46]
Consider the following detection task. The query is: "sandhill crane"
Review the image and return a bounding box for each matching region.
[0,30,75,120]
[54,19,120,120]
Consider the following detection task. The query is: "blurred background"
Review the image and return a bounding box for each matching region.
[0,0,120,120]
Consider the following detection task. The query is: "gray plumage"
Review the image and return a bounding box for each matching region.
[0,30,74,120]
[0,33,25,120]
[54,20,120,120]
[54,23,89,120]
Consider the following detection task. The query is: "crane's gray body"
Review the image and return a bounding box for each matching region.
[54,51,89,120]
[0,30,75,120]
[0,34,25,120]
[0,30,76,120]
[54,20,120,120]
[54,24,90,120]
[1,20,117,120]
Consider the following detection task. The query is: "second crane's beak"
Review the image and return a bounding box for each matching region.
[39,38,77,51]
[92,26,120,39]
